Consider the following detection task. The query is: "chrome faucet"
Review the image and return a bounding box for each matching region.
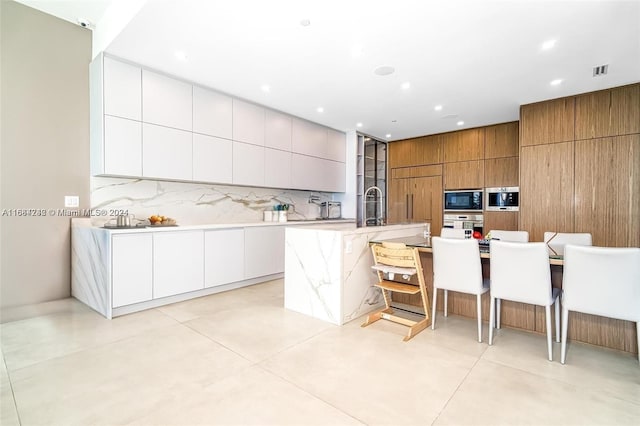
[364,186,384,226]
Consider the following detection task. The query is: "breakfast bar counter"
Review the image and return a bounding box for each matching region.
[371,235,638,356]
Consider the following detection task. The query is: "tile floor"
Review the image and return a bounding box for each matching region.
[1,279,639,426]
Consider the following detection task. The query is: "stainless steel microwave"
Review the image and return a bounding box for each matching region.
[485,187,519,211]
[444,190,483,212]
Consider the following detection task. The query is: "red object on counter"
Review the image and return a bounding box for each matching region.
[473,231,482,239]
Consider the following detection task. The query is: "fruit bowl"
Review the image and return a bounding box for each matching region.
[148,215,177,226]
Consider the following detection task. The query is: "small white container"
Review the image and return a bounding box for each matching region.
[278,211,288,222]
[263,211,273,222]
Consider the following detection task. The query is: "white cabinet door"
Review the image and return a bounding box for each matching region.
[265,109,292,151]
[142,123,192,181]
[233,141,264,186]
[292,118,327,158]
[193,133,232,184]
[204,228,244,288]
[153,231,204,299]
[265,148,291,188]
[112,234,152,308]
[327,129,346,162]
[193,86,232,139]
[103,56,141,121]
[244,226,285,278]
[142,70,192,131]
[232,99,264,145]
[291,153,322,190]
[104,115,142,177]
[324,159,346,192]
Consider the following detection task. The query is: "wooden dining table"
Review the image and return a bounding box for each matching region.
[369,235,638,356]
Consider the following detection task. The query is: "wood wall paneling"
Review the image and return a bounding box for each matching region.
[519,142,574,243]
[392,164,442,179]
[416,135,444,165]
[520,98,575,146]
[443,128,485,162]
[485,121,519,158]
[444,160,484,189]
[574,135,640,247]
[575,84,640,140]
[389,135,444,168]
[388,139,413,168]
[484,211,519,233]
[484,157,519,187]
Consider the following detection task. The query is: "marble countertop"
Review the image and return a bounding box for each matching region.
[71,218,356,233]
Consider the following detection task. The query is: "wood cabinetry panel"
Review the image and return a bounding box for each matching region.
[484,157,519,187]
[484,211,519,233]
[575,84,640,140]
[520,142,574,243]
[443,128,484,162]
[485,121,519,158]
[444,160,484,189]
[392,164,442,178]
[574,135,640,247]
[389,135,443,168]
[520,98,575,146]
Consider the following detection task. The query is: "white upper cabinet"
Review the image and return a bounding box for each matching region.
[193,86,232,139]
[104,115,142,177]
[142,123,192,181]
[232,99,264,145]
[291,153,322,191]
[265,148,291,188]
[327,129,346,163]
[324,159,346,192]
[142,70,192,131]
[265,109,292,151]
[103,56,141,121]
[233,141,264,186]
[292,118,327,158]
[192,133,232,184]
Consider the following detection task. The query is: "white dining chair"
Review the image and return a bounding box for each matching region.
[489,240,560,361]
[543,232,592,256]
[561,245,640,364]
[489,230,529,242]
[431,237,489,342]
[440,228,466,239]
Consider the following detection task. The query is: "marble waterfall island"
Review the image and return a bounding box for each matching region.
[284,223,427,325]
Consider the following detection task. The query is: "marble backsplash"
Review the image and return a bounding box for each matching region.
[90,177,336,226]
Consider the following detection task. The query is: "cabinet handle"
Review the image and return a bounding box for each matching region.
[406,194,409,219]
[411,194,414,219]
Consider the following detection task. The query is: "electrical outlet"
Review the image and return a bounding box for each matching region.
[65,195,79,208]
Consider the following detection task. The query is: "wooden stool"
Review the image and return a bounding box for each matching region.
[362,242,431,341]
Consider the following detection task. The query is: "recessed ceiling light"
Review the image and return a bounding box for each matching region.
[300,19,311,27]
[356,122,363,128]
[76,18,94,29]
[174,51,188,61]
[550,79,563,86]
[541,39,556,50]
[401,82,411,90]
[374,66,395,76]
[457,121,464,126]
[385,133,391,138]
[316,107,324,113]
[261,84,270,93]
[434,105,443,111]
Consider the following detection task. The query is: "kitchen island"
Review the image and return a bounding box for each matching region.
[284,223,427,325]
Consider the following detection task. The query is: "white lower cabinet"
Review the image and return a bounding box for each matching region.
[244,226,285,278]
[204,228,245,287]
[153,231,204,298]
[112,234,153,308]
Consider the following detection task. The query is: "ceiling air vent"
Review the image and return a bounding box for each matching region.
[593,64,608,77]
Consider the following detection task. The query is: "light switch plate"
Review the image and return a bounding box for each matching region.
[65,195,79,208]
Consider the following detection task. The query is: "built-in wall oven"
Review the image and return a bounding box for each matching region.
[444,189,483,213]
[485,187,519,211]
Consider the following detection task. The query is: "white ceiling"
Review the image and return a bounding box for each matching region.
[17,0,640,141]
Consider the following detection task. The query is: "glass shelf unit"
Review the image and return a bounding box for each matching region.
[357,134,387,227]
